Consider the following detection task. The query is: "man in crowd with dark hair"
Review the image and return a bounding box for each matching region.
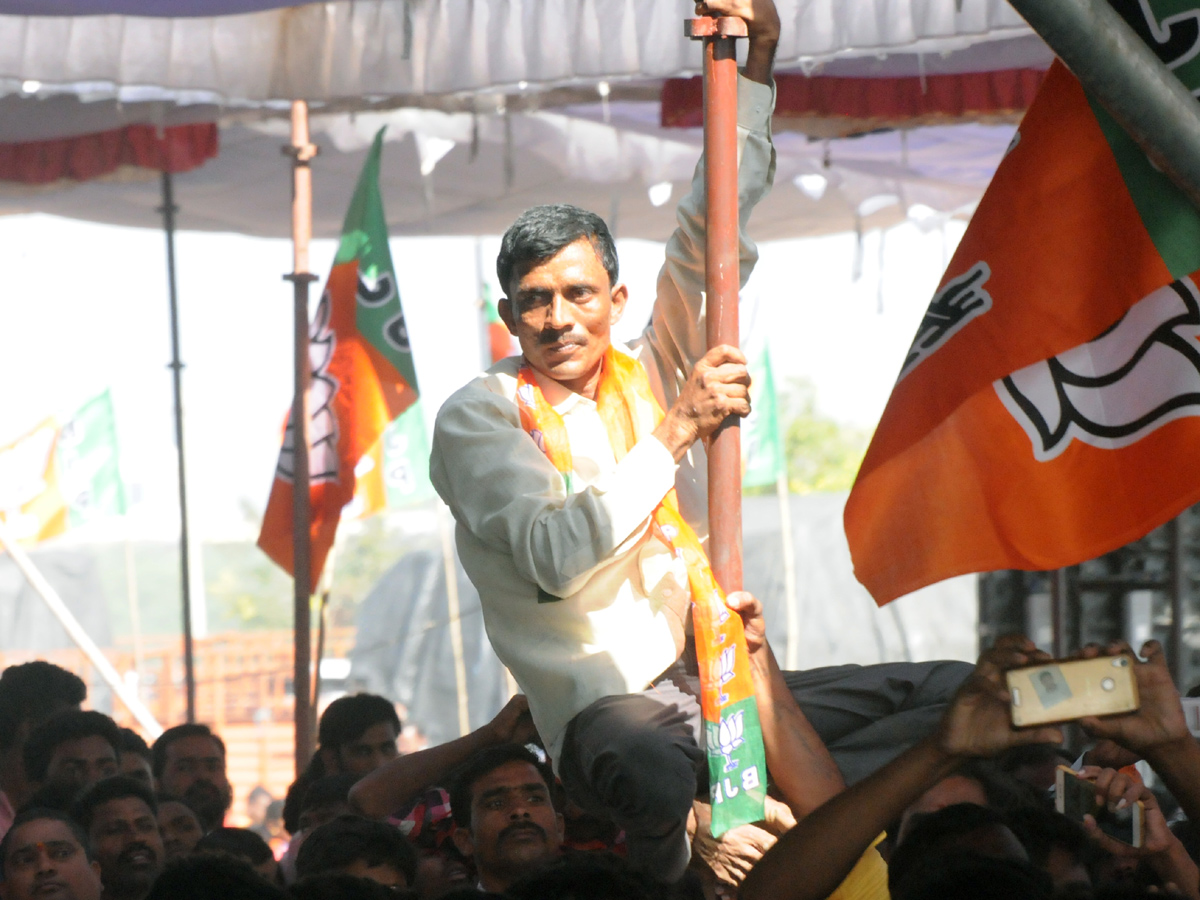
[448,745,562,893]
[0,662,87,837]
[0,808,102,900]
[284,695,401,840]
[73,777,163,900]
[156,796,203,862]
[114,733,151,789]
[145,854,287,900]
[151,724,231,832]
[22,712,121,798]
[317,695,401,778]
[195,827,280,883]
[295,816,416,890]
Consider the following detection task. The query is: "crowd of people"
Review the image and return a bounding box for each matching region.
[1,636,1200,900]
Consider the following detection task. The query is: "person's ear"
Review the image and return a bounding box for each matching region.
[554,813,565,845]
[498,297,518,336]
[609,283,629,325]
[452,827,475,859]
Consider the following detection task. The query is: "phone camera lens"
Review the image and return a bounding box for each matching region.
[1114,657,1129,667]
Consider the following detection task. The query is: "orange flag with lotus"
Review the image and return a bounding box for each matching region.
[846,38,1200,605]
[258,129,418,585]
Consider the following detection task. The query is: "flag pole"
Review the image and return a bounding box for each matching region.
[0,521,163,738]
[285,100,319,775]
[436,501,471,737]
[688,15,747,592]
[1008,0,1200,210]
[158,171,198,724]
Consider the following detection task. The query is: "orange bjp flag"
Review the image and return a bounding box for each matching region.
[258,129,418,585]
[846,17,1200,606]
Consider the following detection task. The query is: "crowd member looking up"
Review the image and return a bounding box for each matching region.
[0,663,87,834]
[448,745,563,894]
[73,777,163,900]
[0,808,102,900]
[151,724,231,832]
[155,795,203,861]
[284,696,400,836]
[114,733,151,789]
[22,712,121,796]
[294,816,416,890]
[195,827,281,883]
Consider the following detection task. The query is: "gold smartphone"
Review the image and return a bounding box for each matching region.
[1055,765,1144,847]
[1007,655,1139,727]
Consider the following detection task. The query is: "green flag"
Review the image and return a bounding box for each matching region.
[742,345,784,489]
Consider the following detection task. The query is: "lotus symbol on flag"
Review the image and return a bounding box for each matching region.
[717,710,745,772]
[276,288,340,484]
[899,262,993,381]
[996,277,1200,461]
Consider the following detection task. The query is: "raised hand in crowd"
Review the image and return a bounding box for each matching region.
[1076,640,1200,824]
[349,694,537,819]
[742,634,1065,900]
[1076,764,1200,899]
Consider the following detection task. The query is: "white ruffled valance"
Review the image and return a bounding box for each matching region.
[0,0,1034,103]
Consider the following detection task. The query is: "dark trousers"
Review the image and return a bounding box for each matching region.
[556,659,972,882]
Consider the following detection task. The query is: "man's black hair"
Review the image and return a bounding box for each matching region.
[72,775,157,833]
[302,774,359,813]
[18,779,84,815]
[1005,804,1095,871]
[506,852,661,900]
[145,853,288,900]
[290,873,409,900]
[117,728,151,762]
[448,744,554,829]
[294,815,417,885]
[195,827,275,866]
[891,852,1053,900]
[317,695,400,752]
[889,802,1019,891]
[22,709,121,784]
[151,723,226,778]
[0,662,87,751]
[0,807,93,881]
[496,204,619,296]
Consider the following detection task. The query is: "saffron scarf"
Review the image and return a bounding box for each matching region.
[515,347,768,836]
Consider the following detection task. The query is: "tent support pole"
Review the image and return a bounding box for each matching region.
[159,170,197,724]
[1008,0,1200,210]
[285,100,319,775]
[689,16,747,592]
[0,521,163,738]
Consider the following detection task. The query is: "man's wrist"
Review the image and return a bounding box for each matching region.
[653,413,698,462]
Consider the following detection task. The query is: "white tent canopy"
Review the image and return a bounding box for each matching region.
[1,0,1038,104]
[0,1,1041,239]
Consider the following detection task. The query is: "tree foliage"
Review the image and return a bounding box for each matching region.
[781,379,870,494]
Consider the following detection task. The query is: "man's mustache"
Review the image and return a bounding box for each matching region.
[538,330,585,347]
[498,821,547,843]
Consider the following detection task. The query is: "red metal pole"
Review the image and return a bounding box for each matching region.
[689,16,747,593]
[285,100,319,775]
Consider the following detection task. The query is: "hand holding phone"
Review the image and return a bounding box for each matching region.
[1056,765,1145,848]
[1008,655,1139,727]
